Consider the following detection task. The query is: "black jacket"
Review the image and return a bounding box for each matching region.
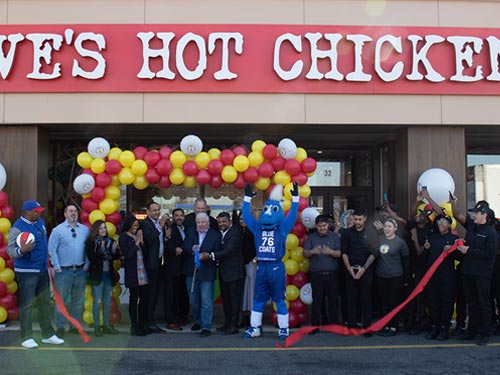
[85,236,119,286]
[216,225,244,283]
[462,217,498,279]
[182,227,221,281]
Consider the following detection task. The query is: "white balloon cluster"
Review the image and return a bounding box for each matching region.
[0,162,6,190]
[180,135,203,156]
[300,207,320,229]
[73,174,95,195]
[278,138,297,160]
[417,168,455,204]
[88,137,110,159]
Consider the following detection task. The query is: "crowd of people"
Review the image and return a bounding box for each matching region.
[6,187,500,348]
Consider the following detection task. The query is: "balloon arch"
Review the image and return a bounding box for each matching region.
[73,135,319,327]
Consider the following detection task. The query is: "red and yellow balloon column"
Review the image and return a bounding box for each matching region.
[0,163,19,324]
[73,135,317,328]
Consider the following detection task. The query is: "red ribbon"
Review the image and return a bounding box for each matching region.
[48,262,91,343]
[277,239,464,348]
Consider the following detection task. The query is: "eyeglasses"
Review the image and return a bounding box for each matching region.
[71,228,76,238]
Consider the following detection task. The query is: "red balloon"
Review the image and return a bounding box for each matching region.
[232,145,248,156]
[182,160,198,176]
[271,157,286,172]
[286,275,293,285]
[145,168,161,184]
[270,310,278,326]
[0,293,17,309]
[297,311,310,324]
[299,235,306,248]
[195,170,211,185]
[80,210,90,223]
[258,162,274,178]
[233,173,246,189]
[105,159,122,175]
[7,305,19,321]
[95,172,112,188]
[301,157,317,174]
[133,146,148,160]
[109,310,122,325]
[243,167,259,183]
[158,146,173,159]
[291,222,307,239]
[262,144,278,160]
[298,197,308,211]
[82,197,99,213]
[114,271,120,283]
[0,205,14,220]
[90,187,106,203]
[110,297,119,312]
[156,159,173,176]
[284,159,301,176]
[0,232,4,246]
[157,175,171,188]
[83,222,92,231]
[290,271,308,289]
[207,160,224,176]
[0,191,8,208]
[144,150,161,167]
[220,149,236,166]
[106,211,122,226]
[289,298,307,314]
[0,281,7,298]
[288,310,299,328]
[209,175,223,188]
[0,245,9,260]
[292,172,308,186]
[81,168,96,177]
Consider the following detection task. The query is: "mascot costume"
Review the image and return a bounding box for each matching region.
[242,182,299,340]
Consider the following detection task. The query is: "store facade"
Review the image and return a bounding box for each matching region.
[1,0,500,223]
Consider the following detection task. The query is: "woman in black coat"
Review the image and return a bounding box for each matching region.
[119,214,149,336]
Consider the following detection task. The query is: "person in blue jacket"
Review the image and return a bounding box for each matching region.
[242,182,299,340]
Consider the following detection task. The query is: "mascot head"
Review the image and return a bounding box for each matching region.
[260,184,285,229]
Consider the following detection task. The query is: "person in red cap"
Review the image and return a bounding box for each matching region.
[7,200,64,349]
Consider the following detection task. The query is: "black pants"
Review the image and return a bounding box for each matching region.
[426,276,456,327]
[463,274,492,337]
[220,277,244,327]
[455,263,466,327]
[129,285,148,329]
[376,275,403,329]
[146,264,162,326]
[490,256,500,325]
[165,270,190,325]
[310,270,339,325]
[345,267,373,328]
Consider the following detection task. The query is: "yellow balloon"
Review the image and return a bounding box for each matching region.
[131,160,148,176]
[208,148,221,160]
[248,151,264,167]
[83,310,94,325]
[0,257,4,272]
[0,306,7,323]
[105,185,121,200]
[221,165,238,183]
[170,150,187,168]
[89,209,105,224]
[284,182,294,200]
[254,177,271,191]
[99,198,116,215]
[105,222,117,237]
[7,280,18,294]
[118,167,135,185]
[233,155,250,172]
[113,259,121,271]
[252,140,266,153]
[299,184,311,198]
[133,175,149,190]
[169,168,186,185]
[282,249,290,262]
[286,233,299,250]
[81,193,91,199]
[183,176,196,188]
[282,198,291,212]
[77,152,93,169]
[274,170,291,186]
[295,147,308,162]
[119,150,136,168]
[194,152,210,169]
[285,259,299,276]
[0,268,15,284]
[108,147,123,161]
[112,284,122,299]
[286,284,300,301]
[298,258,310,273]
[272,300,289,311]
[84,297,93,311]
[85,285,92,298]
[290,247,304,262]
[90,158,106,174]
[110,174,121,186]
[0,218,12,234]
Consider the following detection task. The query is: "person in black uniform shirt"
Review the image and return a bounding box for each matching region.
[455,201,498,346]
[423,214,460,341]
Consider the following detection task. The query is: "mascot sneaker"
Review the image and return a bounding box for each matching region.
[278,328,289,340]
[243,326,262,338]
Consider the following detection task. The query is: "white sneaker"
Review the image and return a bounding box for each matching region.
[21,338,39,349]
[41,335,64,345]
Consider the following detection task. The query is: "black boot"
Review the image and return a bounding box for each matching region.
[239,315,250,329]
[425,325,439,340]
[436,326,450,341]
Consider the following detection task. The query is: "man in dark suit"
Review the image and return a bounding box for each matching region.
[183,197,218,230]
[214,212,244,335]
[140,201,168,333]
[164,208,190,330]
[182,212,222,338]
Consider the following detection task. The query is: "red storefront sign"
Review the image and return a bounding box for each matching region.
[0,24,499,94]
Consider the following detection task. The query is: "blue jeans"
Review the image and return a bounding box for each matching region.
[91,271,113,327]
[54,268,87,329]
[186,276,214,330]
[17,271,55,340]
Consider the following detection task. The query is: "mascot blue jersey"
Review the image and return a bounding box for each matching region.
[242,194,299,262]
